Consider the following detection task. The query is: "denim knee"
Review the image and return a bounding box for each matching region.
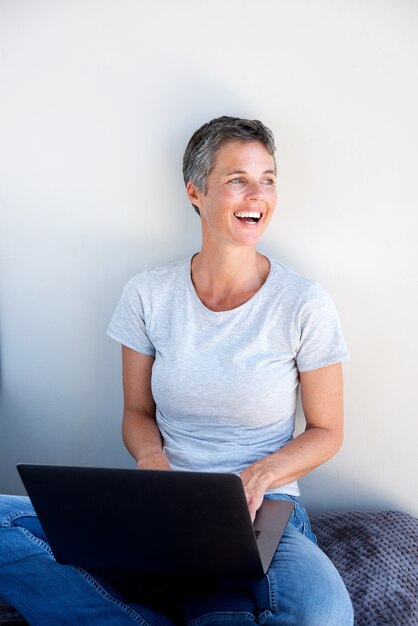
[263,525,354,626]
[293,571,354,626]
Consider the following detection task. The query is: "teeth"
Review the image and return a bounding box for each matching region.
[234,211,261,218]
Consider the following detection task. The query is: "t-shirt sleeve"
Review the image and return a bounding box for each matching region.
[106,274,155,356]
[294,282,349,372]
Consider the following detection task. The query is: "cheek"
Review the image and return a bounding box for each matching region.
[267,190,277,209]
[215,187,237,203]
[208,191,237,216]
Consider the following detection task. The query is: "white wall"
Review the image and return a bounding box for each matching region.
[1,0,417,516]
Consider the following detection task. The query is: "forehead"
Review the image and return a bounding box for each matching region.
[211,140,275,173]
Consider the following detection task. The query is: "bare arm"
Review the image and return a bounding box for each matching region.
[240,362,344,520]
[122,345,170,470]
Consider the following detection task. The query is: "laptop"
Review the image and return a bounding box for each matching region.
[17,464,293,579]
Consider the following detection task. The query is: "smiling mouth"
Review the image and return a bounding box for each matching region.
[233,211,262,224]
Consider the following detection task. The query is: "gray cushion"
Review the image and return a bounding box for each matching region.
[310,510,418,626]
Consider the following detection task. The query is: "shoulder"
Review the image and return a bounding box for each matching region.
[124,256,190,294]
[266,257,338,318]
[268,257,316,299]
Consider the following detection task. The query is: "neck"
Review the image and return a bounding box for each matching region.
[191,245,270,311]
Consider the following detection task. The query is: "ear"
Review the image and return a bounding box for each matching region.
[186,181,202,209]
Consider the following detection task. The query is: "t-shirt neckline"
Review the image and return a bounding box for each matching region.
[185,254,274,316]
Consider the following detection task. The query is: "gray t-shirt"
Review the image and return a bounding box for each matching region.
[107,256,349,495]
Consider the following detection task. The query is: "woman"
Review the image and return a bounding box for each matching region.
[0,116,354,625]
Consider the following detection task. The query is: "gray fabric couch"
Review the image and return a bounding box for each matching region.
[1,510,417,625]
[309,510,418,626]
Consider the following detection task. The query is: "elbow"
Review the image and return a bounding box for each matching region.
[306,423,344,461]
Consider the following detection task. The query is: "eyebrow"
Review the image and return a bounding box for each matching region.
[224,169,276,176]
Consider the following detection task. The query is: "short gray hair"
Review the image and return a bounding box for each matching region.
[183,116,276,215]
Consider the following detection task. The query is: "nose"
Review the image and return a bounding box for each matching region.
[245,180,264,201]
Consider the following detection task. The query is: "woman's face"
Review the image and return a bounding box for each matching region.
[187,140,277,249]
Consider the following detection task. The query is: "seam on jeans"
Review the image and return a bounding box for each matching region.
[2,511,38,528]
[258,609,275,624]
[187,610,256,625]
[17,527,55,556]
[265,568,277,614]
[73,567,152,626]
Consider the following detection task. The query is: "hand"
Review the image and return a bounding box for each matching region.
[137,451,171,471]
[239,464,274,522]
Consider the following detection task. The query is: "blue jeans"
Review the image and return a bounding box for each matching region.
[0,494,353,625]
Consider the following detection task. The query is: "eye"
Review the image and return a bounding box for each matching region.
[228,177,245,184]
[262,177,275,185]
